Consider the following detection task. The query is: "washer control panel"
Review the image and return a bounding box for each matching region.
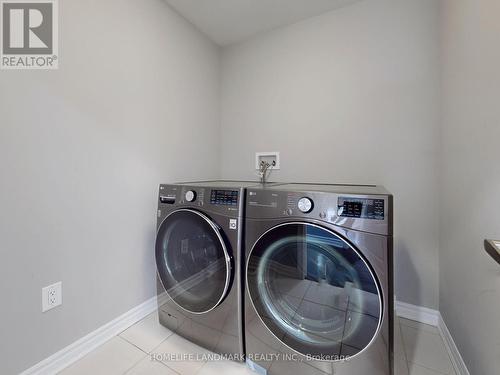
[337,197,385,220]
[210,189,239,206]
[158,184,243,217]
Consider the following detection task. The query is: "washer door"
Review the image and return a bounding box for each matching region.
[156,209,232,314]
[247,222,382,360]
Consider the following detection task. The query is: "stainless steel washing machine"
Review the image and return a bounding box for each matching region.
[244,183,393,375]
[155,180,261,360]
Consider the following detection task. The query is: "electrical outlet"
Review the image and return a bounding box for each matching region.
[42,281,62,312]
[255,152,280,170]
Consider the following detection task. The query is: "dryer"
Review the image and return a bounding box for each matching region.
[155,180,260,360]
[244,183,393,375]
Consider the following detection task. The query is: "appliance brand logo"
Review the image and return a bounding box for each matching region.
[1,0,58,69]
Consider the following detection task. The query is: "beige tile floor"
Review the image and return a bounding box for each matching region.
[59,311,456,375]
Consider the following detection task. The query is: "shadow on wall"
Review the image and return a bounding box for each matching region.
[395,243,420,305]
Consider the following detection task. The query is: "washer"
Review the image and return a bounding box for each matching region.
[155,180,261,360]
[244,183,393,375]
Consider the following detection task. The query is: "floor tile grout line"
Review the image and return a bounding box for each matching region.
[399,321,410,375]
[159,360,182,375]
[400,323,454,374]
[396,317,411,374]
[433,318,460,375]
[134,324,175,354]
[59,335,146,375]
[159,355,183,375]
[399,319,439,330]
[119,325,175,355]
[115,311,160,340]
[117,334,151,355]
[110,336,148,375]
[140,333,182,375]
[120,352,182,375]
[407,360,449,375]
[193,360,209,375]
[152,333,208,375]
[399,318,441,336]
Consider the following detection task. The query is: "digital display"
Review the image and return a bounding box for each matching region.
[338,197,384,220]
[210,190,239,206]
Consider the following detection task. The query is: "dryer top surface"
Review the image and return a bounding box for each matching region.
[266,183,391,196]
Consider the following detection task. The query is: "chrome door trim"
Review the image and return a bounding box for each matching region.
[156,208,232,315]
[245,221,384,362]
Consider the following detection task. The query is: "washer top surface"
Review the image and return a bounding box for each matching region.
[177,180,280,188]
[267,183,391,196]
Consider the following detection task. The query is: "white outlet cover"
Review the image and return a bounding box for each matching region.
[42,281,62,312]
[255,152,280,170]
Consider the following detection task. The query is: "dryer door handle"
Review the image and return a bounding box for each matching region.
[484,239,500,266]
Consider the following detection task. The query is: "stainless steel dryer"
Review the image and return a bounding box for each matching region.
[155,180,260,360]
[244,183,393,375]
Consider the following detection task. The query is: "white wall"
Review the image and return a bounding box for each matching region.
[9,1,498,373]
[0,0,220,373]
[440,1,500,374]
[220,0,441,309]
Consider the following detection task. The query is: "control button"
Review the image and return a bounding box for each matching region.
[319,211,327,219]
[285,208,293,216]
[229,219,237,230]
[298,197,313,213]
[185,190,196,202]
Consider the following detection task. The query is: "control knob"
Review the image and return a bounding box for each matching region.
[297,197,313,213]
[185,190,196,202]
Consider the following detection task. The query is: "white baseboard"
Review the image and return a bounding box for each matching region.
[395,300,440,326]
[20,296,158,375]
[437,314,471,375]
[20,296,470,375]
[395,300,470,375]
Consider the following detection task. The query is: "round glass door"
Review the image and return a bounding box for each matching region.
[246,222,382,360]
[155,209,232,314]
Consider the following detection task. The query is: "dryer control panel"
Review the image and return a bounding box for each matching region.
[246,188,392,236]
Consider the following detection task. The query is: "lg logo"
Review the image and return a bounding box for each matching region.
[1,0,58,69]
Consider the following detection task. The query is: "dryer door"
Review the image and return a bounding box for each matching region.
[247,222,382,360]
[156,209,232,314]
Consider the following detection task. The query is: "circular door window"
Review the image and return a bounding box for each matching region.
[246,222,382,360]
[155,209,232,314]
